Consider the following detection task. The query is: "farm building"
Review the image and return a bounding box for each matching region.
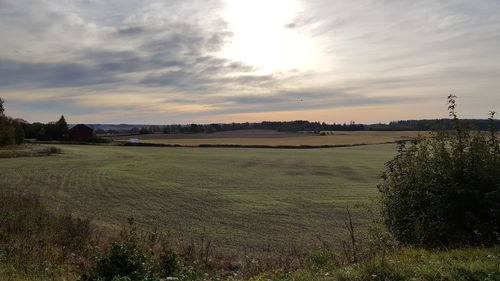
[69,124,94,141]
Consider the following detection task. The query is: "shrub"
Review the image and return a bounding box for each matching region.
[378,95,500,248]
[92,242,152,281]
[158,248,182,277]
[305,250,335,272]
[83,220,154,281]
[48,146,62,154]
[83,137,111,144]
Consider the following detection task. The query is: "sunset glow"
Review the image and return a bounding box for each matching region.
[219,0,317,73]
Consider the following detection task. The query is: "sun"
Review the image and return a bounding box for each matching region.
[219,0,316,74]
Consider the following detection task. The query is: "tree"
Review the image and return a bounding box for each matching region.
[0,98,4,116]
[378,95,500,248]
[203,125,216,134]
[139,127,151,134]
[0,98,25,146]
[40,115,69,140]
[0,124,16,146]
[54,115,69,140]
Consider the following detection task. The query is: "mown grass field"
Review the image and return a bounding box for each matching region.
[111,130,428,147]
[0,144,396,251]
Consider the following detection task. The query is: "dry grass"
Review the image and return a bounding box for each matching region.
[112,130,429,147]
[0,144,61,158]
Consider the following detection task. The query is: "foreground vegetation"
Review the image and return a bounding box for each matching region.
[1,188,499,281]
[255,247,500,281]
[379,96,500,248]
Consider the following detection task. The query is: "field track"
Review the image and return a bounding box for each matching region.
[0,144,396,251]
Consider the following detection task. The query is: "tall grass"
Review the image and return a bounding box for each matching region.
[1,188,498,281]
[0,189,91,280]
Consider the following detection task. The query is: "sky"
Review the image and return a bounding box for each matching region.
[0,0,499,124]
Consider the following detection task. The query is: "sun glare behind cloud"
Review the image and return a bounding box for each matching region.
[1,0,499,123]
[219,0,316,74]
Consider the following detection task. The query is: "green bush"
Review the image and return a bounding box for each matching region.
[83,220,154,281]
[378,95,500,248]
[91,242,152,281]
[81,219,191,281]
[158,248,182,277]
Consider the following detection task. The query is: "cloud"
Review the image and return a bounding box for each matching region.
[0,59,116,88]
[0,2,270,93]
[0,0,499,123]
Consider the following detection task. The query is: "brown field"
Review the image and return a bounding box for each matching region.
[0,144,60,158]
[111,129,430,147]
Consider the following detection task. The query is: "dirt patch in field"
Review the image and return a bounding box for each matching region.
[239,161,260,168]
[285,171,305,176]
[312,170,335,176]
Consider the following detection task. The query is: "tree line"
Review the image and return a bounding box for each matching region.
[96,121,366,135]
[22,115,69,141]
[0,98,24,146]
[2,96,499,142]
[0,98,71,145]
[97,119,500,135]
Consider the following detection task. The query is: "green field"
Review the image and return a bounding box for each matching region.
[0,144,396,251]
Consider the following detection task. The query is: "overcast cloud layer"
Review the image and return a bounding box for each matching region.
[1,0,499,123]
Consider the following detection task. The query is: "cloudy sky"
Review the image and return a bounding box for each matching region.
[1,0,499,124]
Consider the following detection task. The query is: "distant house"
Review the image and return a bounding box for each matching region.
[69,124,94,141]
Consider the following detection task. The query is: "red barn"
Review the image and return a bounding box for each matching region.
[69,124,94,141]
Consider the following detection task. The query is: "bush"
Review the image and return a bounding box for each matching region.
[48,146,62,154]
[83,220,154,281]
[91,242,152,281]
[305,250,335,272]
[158,248,182,277]
[83,137,111,144]
[378,95,500,248]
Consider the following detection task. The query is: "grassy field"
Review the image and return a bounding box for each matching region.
[111,130,428,147]
[0,144,396,252]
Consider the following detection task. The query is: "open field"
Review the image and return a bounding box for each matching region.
[110,130,429,147]
[0,144,396,251]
